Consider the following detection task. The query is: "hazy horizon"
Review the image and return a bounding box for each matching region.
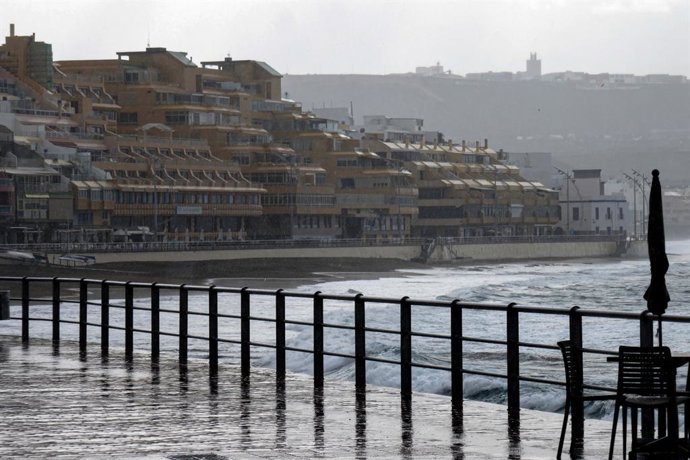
[4,0,689,77]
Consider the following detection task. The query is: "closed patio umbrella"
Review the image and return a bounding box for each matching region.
[643,169,670,345]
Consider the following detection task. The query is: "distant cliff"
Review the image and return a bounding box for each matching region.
[283,74,690,183]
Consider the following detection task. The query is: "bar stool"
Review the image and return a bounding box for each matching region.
[557,340,616,459]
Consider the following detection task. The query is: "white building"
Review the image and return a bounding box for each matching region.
[311,107,353,129]
[352,115,442,144]
[415,63,445,77]
[557,169,628,235]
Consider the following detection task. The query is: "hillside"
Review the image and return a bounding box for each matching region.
[283,74,690,183]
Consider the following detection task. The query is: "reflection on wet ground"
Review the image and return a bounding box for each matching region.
[0,335,613,459]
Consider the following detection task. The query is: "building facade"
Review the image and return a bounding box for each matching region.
[0,24,568,244]
[556,169,628,235]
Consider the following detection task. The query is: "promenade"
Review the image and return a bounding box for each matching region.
[0,335,616,459]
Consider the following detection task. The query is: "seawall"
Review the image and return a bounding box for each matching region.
[66,244,422,264]
[53,240,625,265]
[429,240,621,261]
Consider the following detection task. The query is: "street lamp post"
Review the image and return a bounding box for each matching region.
[150,158,162,243]
[632,170,649,239]
[397,168,405,242]
[554,167,572,235]
[494,165,499,238]
[623,172,638,239]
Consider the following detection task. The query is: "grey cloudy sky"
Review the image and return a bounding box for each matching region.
[5,0,689,76]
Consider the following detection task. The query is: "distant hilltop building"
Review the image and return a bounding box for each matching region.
[461,52,686,85]
[525,52,541,80]
[415,62,445,77]
[467,53,541,81]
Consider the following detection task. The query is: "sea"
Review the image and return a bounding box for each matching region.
[3,239,690,422]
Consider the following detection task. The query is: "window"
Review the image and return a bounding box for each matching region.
[165,111,188,124]
[595,208,599,220]
[118,112,138,123]
[572,207,580,221]
[606,207,612,220]
[124,71,140,83]
[619,208,624,219]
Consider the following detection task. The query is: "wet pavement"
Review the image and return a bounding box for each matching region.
[0,335,615,459]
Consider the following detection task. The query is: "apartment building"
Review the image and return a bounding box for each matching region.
[0,24,566,243]
[362,138,560,237]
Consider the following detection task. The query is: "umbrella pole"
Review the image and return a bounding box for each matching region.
[658,317,663,347]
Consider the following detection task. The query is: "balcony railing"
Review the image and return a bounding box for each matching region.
[117,134,208,147]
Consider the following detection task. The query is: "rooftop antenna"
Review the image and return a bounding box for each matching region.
[147,29,150,48]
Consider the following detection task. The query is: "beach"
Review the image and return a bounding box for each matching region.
[0,257,430,294]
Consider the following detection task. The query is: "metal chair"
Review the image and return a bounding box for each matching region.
[557,340,616,459]
[608,346,688,460]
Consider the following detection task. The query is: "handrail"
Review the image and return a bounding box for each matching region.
[0,275,673,447]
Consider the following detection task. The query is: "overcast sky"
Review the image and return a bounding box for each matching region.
[4,0,689,76]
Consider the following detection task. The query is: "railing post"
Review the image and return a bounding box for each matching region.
[21,277,29,342]
[100,281,109,356]
[355,293,366,389]
[179,285,188,367]
[125,282,133,360]
[241,287,250,377]
[0,290,9,321]
[506,302,520,420]
[640,311,655,439]
[151,283,160,362]
[400,296,412,396]
[640,311,654,348]
[52,277,60,344]
[276,289,286,378]
[313,291,324,387]
[79,278,88,351]
[451,299,464,418]
[209,285,218,376]
[568,306,585,449]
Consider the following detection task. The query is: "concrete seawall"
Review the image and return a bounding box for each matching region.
[429,240,621,261]
[83,244,422,264]
[65,240,624,265]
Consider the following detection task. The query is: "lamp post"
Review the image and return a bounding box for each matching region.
[151,158,161,243]
[396,167,404,242]
[494,165,499,238]
[632,170,649,239]
[623,172,638,239]
[554,167,572,235]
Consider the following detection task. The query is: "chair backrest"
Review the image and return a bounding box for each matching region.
[558,340,583,398]
[616,346,676,397]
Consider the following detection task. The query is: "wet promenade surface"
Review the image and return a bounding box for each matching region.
[0,335,615,459]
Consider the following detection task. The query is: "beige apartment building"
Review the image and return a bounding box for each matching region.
[1,24,561,243]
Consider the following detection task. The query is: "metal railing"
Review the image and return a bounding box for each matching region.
[1,275,684,446]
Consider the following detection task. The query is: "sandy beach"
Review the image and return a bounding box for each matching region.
[0,257,430,294]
